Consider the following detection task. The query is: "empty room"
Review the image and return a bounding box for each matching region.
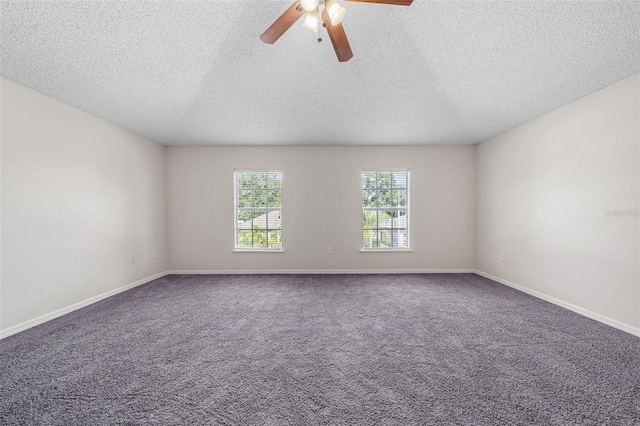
[1,0,638,424]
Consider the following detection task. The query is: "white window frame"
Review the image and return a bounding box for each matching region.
[361,169,411,252]
[233,169,284,252]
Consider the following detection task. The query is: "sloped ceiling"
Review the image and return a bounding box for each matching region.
[1,0,639,146]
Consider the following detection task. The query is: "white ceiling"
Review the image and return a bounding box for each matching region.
[1,1,638,146]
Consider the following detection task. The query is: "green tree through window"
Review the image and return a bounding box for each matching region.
[362,170,409,249]
[235,171,282,249]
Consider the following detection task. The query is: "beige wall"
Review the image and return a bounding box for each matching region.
[476,74,640,330]
[1,78,168,332]
[166,146,476,272]
[2,73,638,337]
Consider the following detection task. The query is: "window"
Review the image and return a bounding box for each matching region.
[234,171,283,250]
[362,170,409,249]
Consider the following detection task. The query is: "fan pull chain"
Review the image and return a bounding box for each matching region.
[317,6,322,42]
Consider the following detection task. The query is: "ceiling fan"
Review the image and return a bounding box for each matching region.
[260,0,413,62]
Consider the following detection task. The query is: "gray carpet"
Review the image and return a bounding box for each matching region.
[1,273,639,425]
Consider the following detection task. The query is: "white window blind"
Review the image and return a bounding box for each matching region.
[362,170,410,249]
[234,171,283,250]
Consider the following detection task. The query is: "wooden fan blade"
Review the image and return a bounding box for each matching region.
[344,0,413,5]
[322,10,353,62]
[260,1,305,44]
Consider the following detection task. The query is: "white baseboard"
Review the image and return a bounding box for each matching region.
[166,269,476,275]
[473,270,640,338]
[0,271,169,340]
[7,269,634,340]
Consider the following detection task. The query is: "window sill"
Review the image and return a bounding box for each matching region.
[232,249,285,253]
[360,248,413,253]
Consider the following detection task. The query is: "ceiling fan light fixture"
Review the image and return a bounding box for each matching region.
[261,0,413,61]
[300,0,319,13]
[302,11,319,33]
[325,0,346,26]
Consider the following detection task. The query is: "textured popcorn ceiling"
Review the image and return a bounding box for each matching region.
[1,1,639,146]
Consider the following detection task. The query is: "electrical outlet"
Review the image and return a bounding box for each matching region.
[152,251,157,259]
[499,252,505,262]
[131,255,137,264]
[327,246,333,255]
